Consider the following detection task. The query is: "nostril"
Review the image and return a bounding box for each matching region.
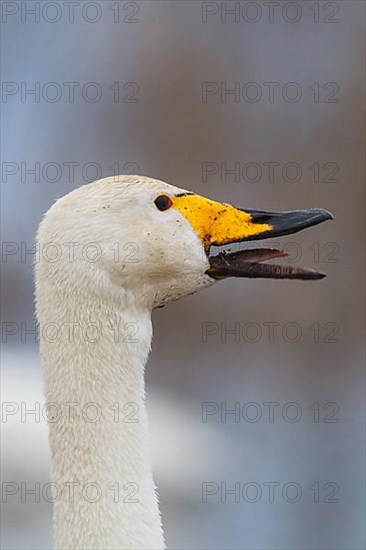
[251,214,272,224]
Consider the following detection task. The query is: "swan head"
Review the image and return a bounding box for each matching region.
[37,175,333,309]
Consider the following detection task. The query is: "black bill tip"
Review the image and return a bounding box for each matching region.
[243,207,334,241]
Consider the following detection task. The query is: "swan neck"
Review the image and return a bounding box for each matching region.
[38,287,164,550]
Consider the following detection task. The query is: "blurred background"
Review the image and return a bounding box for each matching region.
[1,1,365,548]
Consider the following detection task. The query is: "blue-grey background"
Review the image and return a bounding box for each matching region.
[1,1,365,549]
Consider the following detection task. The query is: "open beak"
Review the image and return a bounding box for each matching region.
[173,194,334,280]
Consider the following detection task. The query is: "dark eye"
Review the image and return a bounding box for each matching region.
[154,195,173,211]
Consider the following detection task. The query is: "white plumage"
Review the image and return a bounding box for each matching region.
[35,175,331,549]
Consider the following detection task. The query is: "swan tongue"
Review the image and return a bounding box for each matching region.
[207,248,326,280]
[222,248,288,263]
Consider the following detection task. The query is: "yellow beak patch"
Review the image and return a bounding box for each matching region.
[173,194,273,249]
